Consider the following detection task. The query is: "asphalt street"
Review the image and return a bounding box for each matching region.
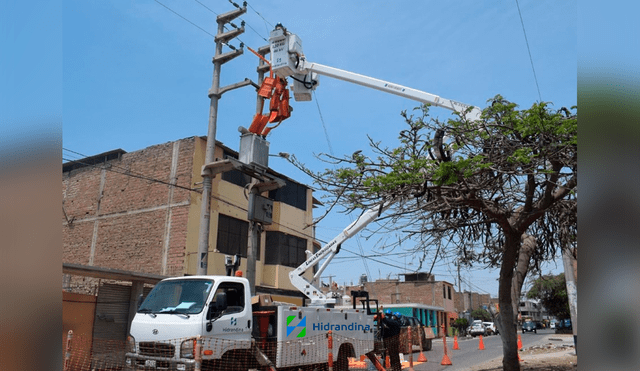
[403,328,558,371]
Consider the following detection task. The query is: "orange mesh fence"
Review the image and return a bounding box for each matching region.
[63,330,430,371]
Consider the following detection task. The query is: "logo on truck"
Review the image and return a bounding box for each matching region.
[286,315,306,338]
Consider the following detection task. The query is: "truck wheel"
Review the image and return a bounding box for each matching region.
[423,339,432,351]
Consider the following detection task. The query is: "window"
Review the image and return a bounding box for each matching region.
[265,231,308,268]
[447,286,452,300]
[269,181,307,211]
[221,150,251,188]
[211,281,245,315]
[139,279,214,315]
[443,284,447,298]
[216,214,260,260]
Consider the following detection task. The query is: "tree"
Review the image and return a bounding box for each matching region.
[470,308,492,322]
[290,96,577,371]
[452,317,468,336]
[527,273,571,320]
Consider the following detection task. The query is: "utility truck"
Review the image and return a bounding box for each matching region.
[125,24,481,371]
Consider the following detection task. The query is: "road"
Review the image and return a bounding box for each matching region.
[404,328,556,371]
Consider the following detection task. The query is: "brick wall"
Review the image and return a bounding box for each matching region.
[356,279,455,309]
[62,138,195,276]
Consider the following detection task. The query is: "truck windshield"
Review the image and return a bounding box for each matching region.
[139,279,214,315]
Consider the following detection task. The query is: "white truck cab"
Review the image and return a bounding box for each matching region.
[125,275,252,370]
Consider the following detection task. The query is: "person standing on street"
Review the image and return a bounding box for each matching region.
[376,309,402,371]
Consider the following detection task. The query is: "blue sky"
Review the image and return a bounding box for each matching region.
[59,0,576,297]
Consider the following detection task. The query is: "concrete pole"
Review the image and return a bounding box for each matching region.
[562,246,578,352]
[196,22,224,275]
[245,46,269,295]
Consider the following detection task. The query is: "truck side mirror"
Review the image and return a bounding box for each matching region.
[216,292,228,312]
[206,292,228,332]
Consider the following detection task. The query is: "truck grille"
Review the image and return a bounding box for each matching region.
[139,342,175,358]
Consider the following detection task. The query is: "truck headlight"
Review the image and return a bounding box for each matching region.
[180,338,196,359]
[127,335,136,353]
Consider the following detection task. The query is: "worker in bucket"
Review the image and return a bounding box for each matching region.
[376,309,402,371]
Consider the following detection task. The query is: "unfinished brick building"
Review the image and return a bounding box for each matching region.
[62,136,320,356]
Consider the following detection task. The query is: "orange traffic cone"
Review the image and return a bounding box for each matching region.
[417,330,428,362]
[518,334,523,350]
[440,335,452,366]
[478,335,485,350]
[385,355,390,368]
[453,335,459,350]
[417,350,427,362]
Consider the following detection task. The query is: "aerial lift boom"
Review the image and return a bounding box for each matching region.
[290,199,396,306]
[269,25,482,124]
[269,24,481,305]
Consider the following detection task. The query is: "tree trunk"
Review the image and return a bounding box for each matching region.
[512,234,537,316]
[492,234,536,337]
[498,231,522,371]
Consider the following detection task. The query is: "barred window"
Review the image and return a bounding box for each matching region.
[269,182,307,211]
[216,214,260,260]
[264,231,307,268]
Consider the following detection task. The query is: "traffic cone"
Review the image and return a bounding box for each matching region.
[385,356,390,368]
[440,335,452,366]
[417,329,427,362]
[417,349,427,362]
[518,334,523,350]
[478,335,485,350]
[453,335,459,350]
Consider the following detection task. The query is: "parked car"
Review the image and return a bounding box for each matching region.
[550,319,558,329]
[483,321,498,335]
[555,318,572,334]
[522,320,537,333]
[398,315,433,352]
[469,320,487,337]
[534,321,544,329]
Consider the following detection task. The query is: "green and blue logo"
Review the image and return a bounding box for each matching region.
[286,315,306,338]
[230,317,237,326]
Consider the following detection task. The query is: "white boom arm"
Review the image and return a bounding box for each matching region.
[290,199,395,306]
[269,26,482,123]
[270,25,479,305]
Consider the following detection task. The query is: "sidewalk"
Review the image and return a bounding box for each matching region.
[456,334,577,371]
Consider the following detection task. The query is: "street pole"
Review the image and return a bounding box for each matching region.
[196,5,246,275]
[562,246,578,353]
[245,45,271,295]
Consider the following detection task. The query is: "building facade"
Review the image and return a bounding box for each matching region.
[346,273,457,336]
[62,136,320,298]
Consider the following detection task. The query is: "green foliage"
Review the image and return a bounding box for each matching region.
[526,273,571,319]
[432,155,491,186]
[452,318,469,335]
[470,308,492,322]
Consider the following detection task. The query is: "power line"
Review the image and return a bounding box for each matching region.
[194,0,268,43]
[246,1,274,29]
[515,0,542,102]
[154,0,216,38]
[313,91,334,156]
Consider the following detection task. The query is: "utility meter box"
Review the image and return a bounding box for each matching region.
[239,133,269,168]
[270,27,302,78]
[248,193,273,224]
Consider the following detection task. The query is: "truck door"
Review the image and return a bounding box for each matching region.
[206,281,252,343]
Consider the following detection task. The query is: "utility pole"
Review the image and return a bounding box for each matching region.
[245,45,271,295]
[562,246,578,353]
[196,4,248,275]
